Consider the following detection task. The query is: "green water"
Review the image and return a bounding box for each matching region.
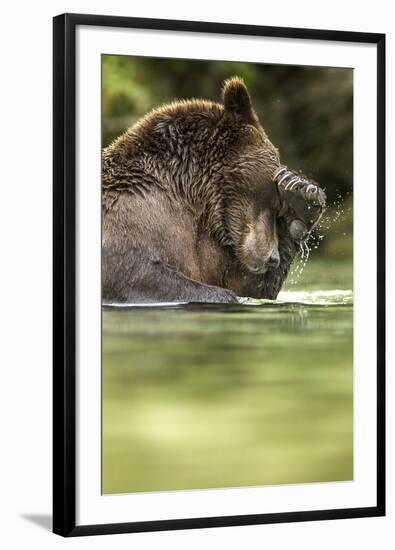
[102,259,353,494]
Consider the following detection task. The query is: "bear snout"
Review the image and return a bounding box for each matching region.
[242,230,280,274]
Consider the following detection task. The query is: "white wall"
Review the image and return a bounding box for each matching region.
[0,1,393,548]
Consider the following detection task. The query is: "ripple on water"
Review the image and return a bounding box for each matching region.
[239,289,353,307]
[104,289,353,310]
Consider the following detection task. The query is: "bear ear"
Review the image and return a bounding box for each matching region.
[222,77,254,120]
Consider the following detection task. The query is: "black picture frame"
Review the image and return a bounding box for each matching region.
[53,12,386,537]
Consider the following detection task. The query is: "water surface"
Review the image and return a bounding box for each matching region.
[102,260,353,494]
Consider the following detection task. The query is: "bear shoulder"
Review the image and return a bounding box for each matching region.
[102,77,262,200]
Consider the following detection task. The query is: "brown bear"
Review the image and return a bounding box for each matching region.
[102,77,326,303]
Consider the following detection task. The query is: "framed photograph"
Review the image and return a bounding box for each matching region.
[53,13,385,537]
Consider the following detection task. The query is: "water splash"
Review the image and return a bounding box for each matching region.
[318,194,351,235]
[289,238,312,284]
[240,289,353,307]
[288,193,351,286]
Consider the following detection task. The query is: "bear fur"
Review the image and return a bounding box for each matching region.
[102,77,325,303]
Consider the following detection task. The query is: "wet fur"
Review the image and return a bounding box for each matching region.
[102,78,303,303]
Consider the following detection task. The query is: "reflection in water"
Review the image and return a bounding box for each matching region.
[102,289,353,494]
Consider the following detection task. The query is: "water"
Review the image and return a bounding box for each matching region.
[102,260,353,494]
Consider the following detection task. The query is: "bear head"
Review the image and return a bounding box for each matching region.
[210,77,282,275]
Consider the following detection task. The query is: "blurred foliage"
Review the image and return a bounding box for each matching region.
[102,55,353,259]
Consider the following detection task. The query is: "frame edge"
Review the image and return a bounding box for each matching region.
[52,13,386,536]
[53,13,77,537]
[376,33,386,517]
